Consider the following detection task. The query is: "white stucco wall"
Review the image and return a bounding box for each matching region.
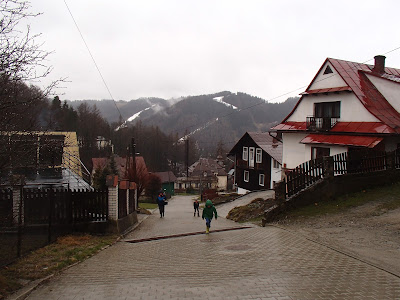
[304,144,347,158]
[217,175,228,191]
[282,132,308,169]
[308,63,348,90]
[237,187,249,195]
[288,93,379,122]
[366,74,400,113]
[282,132,348,169]
[270,157,282,189]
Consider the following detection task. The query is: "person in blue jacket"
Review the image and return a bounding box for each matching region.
[157,192,166,218]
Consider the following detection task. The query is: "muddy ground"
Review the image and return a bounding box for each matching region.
[275,202,400,276]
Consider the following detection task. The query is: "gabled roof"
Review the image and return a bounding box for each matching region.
[300,134,383,148]
[272,121,395,134]
[229,132,282,164]
[275,57,400,133]
[92,156,147,179]
[190,158,227,177]
[153,171,177,183]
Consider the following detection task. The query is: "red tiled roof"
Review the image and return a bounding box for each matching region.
[300,134,383,148]
[331,122,395,134]
[300,86,352,95]
[270,122,306,131]
[328,58,400,132]
[271,121,395,134]
[277,57,400,133]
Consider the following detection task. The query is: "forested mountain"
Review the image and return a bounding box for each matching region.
[72,91,298,154]
[68,98,170,124]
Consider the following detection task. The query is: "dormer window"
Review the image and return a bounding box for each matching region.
[323,65,333,74]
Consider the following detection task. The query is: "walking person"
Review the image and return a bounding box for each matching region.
[193,199,200,217]
[157,192,167,218]
[202,199,217,234]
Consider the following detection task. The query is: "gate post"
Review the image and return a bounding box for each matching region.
[130,182,138,211]
[11,175,25,226]
[274,180,286,204]
[106,175,118,221]
[119,180,129,217]
[323,156,334,179]
[386,151,395,170]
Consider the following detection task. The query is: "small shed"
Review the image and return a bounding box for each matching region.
[153,171,177,196]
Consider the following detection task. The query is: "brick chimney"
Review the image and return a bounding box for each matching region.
[373,55,386,73]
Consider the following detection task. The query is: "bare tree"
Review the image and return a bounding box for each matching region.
[0,0,62,181]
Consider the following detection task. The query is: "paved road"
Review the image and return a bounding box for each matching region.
[25,195,400,300]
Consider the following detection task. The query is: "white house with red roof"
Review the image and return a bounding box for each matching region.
[270,55,400,170]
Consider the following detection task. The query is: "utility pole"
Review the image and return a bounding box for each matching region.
[185,138,189,179]
[131,137,136,182]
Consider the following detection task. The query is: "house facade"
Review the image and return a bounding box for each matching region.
[0,131,90,189]
[271,55,400,170]
[174,158,228,192]
[228,132,282,193]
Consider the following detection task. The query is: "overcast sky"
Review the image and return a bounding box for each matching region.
[28,0,400,102]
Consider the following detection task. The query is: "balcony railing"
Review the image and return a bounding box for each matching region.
[306,116,338,131]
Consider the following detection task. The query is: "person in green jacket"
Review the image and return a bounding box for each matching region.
[202,199,218,234]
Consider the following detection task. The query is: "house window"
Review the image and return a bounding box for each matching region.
[244,170,249,182]
[323,65,333,74]
[243,147,248,161]
[249,147,255,168]
[256,148,262,163]
[311,147,330,160]
[259,174,265,186]
[273,159,280,169]
[314,101,341,118]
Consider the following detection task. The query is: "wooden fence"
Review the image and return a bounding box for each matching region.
[0,189,13,227]
[285,159,324,198]
[285,150,399,199]
[24,188,108,225]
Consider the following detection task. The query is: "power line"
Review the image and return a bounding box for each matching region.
[181,48,400,141]
[63,0,124,123]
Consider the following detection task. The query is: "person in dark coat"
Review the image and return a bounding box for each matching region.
[193,199,200,217]
[157,192,166,218]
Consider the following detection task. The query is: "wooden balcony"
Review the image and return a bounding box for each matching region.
[306,116,338,131]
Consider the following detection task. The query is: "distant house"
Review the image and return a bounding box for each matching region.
[175,157,228,192]
[270,55,400,170]
[228,132,282,193]
[0,131,90,189]
[153,171,177,196]
[91,155,147,181]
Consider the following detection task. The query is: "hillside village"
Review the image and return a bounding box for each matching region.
[2,0,400,299]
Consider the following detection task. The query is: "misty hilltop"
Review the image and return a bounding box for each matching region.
[68,91,297,153]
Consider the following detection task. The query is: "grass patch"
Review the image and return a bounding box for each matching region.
[227,198,275,223]
[139,203,158,210]
[0,234,118,299]
[285,182,400,220]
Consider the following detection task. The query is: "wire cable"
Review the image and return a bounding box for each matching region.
[182,48,400,141]
[63,0,124,123]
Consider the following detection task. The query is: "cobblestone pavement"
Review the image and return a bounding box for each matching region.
[25,196,400,300]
